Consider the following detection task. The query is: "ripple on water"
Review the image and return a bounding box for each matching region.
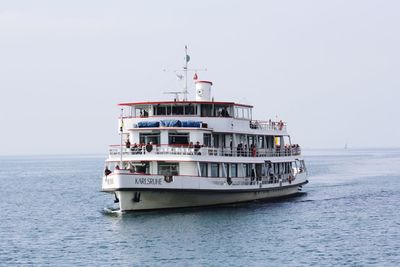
[0,151,400,265]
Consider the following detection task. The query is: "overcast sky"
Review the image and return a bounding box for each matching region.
[1,0,399,155]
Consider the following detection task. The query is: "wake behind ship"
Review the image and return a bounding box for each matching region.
[102,48,308,211]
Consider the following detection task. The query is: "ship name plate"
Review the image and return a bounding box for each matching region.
[135,177,162,185]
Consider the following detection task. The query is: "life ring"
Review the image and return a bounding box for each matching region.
[164,175,173,183]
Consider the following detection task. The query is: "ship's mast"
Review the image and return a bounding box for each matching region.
[183,45,189,101]
[164,46,206,101]
[119,108,123,168]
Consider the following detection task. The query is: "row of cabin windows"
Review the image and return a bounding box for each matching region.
[139,132,276,149]
[133,104,252,119]
[111,161,297,177]
[154,105,197,116]
[200,162,294,178]
[200,163,254,178]
[139,132,189,145]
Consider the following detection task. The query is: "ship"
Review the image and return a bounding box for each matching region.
[102,48,308,211]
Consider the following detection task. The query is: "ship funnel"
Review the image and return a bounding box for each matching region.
[195,81,213,101]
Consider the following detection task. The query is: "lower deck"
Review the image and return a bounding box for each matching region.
[104,175,308,211]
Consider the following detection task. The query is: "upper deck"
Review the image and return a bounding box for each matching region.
[119,100,253,119]
[119,100,287,135]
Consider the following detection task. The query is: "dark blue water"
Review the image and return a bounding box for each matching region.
[1,149,399,266]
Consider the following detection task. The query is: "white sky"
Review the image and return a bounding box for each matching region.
[1,0,399,155]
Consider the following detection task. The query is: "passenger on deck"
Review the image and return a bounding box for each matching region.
[194,141,201,155]
[222,108,229,117]
[131,143,137,153]
[115,165,120,170]
[125,139,131,149]
[237,143,243,156]
[146,142,153,152]
[104,166,112,176]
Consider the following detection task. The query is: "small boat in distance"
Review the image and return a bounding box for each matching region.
[101,48,308,211]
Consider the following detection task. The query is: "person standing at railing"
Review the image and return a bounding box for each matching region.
[131,143,138,154]
[104,166,112,176]
[146,142,153,153]
[125,139,131,149]
[194,141,201,155]
[251,144,257,157]
[237,143,243,157]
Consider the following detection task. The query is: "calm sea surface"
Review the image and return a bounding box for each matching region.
[1,149,399,266]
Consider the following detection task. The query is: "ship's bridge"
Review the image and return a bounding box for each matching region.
[119,100,253,120]
[119,100,287,135]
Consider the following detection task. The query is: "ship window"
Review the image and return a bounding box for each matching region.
[203,133,212,147]
[243,163,252,177]
[184,105,197,115]
[169,132,189,145]
[158,162,179,176]
[172,105,184,115]
[200,163,208,177]
[139,132,160,145]
[135,107,149,117]
[223,163,229,178]
[231,163,237,177]
[212,134,219,147]
[258,136,265,148]
[214,105,231,117]
[201,104,212,117]
[210,163,219,177]
[154,105,166,115]
[133,162,150,174]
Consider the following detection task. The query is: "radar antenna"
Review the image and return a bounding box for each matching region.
[163,91,183,101]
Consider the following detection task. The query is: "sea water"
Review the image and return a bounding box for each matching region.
[0,149,399,266]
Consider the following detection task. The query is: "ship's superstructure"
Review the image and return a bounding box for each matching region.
[102,50,308,211]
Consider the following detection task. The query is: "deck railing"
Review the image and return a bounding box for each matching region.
[249,120,287,132]
[109,145,301,158]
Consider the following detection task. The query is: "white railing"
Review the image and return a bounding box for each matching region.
[249,120,287,132]
[109,145,301,158]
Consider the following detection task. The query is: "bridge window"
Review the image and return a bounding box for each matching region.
[234,106,252,119]
[184,105,197,115]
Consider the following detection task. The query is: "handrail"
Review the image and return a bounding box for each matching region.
[250,120,287,131]
[109,144,301,157]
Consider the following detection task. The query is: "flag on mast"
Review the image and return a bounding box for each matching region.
[120,118,124,132]
[185,45,190,63]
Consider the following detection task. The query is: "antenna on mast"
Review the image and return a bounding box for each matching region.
[164,46,207,101]
[183,45,189,101]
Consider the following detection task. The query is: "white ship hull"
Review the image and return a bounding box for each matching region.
[103,171,308,211]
